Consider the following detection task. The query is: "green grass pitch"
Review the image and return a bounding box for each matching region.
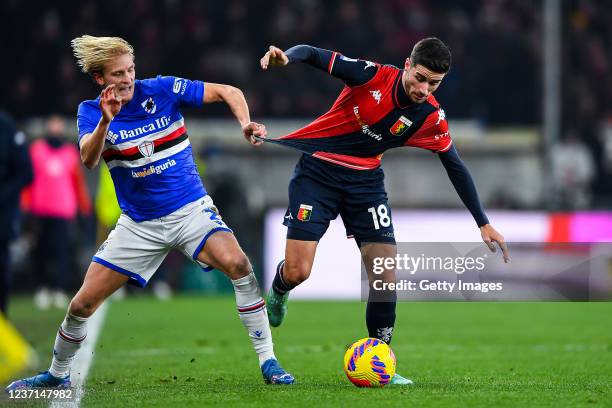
[6,296,612,407]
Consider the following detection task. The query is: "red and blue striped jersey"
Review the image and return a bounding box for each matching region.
[270,48,452,170]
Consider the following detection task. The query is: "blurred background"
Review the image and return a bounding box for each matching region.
[0,0,611,309]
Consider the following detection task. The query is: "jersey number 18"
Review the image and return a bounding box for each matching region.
[367,204,391,230]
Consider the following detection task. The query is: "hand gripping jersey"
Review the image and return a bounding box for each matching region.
[267,53,452,170]
[77,76,206,222]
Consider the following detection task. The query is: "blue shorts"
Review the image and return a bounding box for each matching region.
[283,154,395,245]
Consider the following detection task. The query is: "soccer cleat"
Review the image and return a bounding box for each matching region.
[5,371,71,392]
[389,372,414,385]
[261,359,295,384]
[266,287,288,327]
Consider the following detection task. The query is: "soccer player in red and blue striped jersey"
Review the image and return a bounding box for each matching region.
[260,38,510,385]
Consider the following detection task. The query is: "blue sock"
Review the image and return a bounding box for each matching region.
[271,260,295,295]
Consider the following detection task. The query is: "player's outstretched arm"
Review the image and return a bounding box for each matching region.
[80,84,122,169]
[438,145,510,262]
[260,44,376,86]
[203,83,266,146]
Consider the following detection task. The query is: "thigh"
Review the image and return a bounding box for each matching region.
[284,163,342,241]
[93,214,169,287]
[340,176,395,245]
[175,196,233,272]
[195,230,249,278]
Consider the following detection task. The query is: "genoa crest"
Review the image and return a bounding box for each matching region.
[297,204,313,222]
[389,116,412,136]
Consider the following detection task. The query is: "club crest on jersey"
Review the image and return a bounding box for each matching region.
[138,140,155,157]
[297,204,313,222]
[141,97,157,114]
[390,116,412,136]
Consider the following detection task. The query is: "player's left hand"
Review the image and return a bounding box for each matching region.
[260,45,289,69]
[242,122,266,146]
[480,224,510,263]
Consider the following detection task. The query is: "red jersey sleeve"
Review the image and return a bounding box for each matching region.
[404,108,452,153]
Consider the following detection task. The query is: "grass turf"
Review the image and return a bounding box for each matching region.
[4,296,612,407]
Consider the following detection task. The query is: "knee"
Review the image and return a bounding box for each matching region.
[282,259,311,286]
[68,297,97,318]
[223,255,252,280]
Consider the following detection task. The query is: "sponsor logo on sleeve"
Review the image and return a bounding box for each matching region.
[434,131,450,141]
[172,78,188,95]
[173,78,183,93]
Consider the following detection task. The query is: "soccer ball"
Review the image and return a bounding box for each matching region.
[343,337,396,387]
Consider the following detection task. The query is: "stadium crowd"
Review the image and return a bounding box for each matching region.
[1,1,610,203]
[0,0,555,124]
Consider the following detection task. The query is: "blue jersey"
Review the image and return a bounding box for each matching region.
[77,76,206,222]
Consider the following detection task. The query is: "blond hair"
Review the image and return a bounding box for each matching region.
[71,35,134,75]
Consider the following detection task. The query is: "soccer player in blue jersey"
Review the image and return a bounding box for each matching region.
[6,35,294,391]
[259,39,510,385]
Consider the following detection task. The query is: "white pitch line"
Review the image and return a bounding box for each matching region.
[50,301,109,408]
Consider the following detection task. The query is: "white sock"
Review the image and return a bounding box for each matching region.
[231,272,276,366]
[49,313,88,378]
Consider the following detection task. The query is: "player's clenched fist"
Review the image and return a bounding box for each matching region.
[99,84,122,122]
[260,45,289,69]
[242,122,267,146]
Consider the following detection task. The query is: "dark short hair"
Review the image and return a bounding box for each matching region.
[410,37,451,73]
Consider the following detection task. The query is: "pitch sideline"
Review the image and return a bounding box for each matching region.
[50,301,109,408]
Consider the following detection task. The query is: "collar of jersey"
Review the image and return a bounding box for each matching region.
[395,70,413,108]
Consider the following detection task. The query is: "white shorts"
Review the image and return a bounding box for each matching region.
[92,196,232,287]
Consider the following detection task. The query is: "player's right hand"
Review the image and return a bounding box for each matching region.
[260,45,289,69]
[99,84,122,122]
[242,121,267,146]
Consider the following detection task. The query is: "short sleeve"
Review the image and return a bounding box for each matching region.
[77,102,101,143]
[404,108,452,153]
[157,75,204,108]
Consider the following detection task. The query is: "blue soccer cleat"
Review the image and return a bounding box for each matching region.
[261,359,295,384]
[5,371,71,392]
[389,372,414,385]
